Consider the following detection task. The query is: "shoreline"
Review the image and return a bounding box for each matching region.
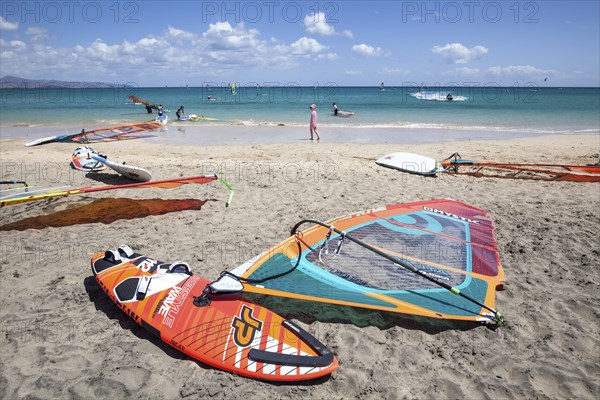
[2,123,599,147]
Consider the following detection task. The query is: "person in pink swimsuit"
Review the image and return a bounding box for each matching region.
[309,104,320,140]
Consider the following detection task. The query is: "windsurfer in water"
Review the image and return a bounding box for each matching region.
[176,106,186,119]
[332,102,338,116]
[309,104,320,141]
[157,104,164,116]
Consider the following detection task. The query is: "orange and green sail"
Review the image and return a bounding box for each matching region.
[0,174,234,207]
[222,199,505,325]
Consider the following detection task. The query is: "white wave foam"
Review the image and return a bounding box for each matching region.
[410,91,468,101]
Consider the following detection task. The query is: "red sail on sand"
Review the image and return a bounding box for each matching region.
[24,121,163,147]
[441,153,600,183]
[0,174,234,207]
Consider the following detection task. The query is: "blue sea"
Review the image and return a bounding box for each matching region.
[1,86,599,135]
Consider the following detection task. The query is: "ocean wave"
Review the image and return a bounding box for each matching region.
[187,118,599,135]
[410,91,468,101]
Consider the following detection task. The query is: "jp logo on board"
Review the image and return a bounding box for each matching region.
[231,305,263,347]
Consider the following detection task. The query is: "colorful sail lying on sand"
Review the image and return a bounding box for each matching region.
[25,121,162,147]
[0,174,234,207]
[442,153,600,182]
[208,199,505,325]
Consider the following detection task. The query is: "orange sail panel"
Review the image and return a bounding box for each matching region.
[0,175,220,207]
[441,154,600,182]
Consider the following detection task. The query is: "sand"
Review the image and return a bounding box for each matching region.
[0,130,599,399]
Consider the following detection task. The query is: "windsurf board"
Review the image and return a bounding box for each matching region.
[331,111,355,118]
[188,114,218,121]
[155,115,168,125]
[91,155,152,182]
[376,152,441,176]
[177,114,217,122]
[25,135,61,147]
[91,247,338,381]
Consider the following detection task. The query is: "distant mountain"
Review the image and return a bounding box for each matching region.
[0,76,118,89]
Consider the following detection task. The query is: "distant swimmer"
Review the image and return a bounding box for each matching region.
[446,93,453,101]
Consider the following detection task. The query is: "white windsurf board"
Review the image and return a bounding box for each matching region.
[376,152,441,176]
[91,155,152,182]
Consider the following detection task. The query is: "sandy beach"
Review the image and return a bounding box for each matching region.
[0,129,599,399]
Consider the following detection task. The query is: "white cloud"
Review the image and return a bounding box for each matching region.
[488,65,558,77]
[304,12,335,35]
[289,37,326,55]
[137,37,160,47]
[352,43,382,57]
[382,67,410,75]
[0,39,26,50]
[9,40,26,49]
[450,67,481,77]
[166,26,198,43]
[0,17,18,31]
[318,52,338,61]
[25,27,46,35]
[304,12,353,38]
[345,70,362,75]
[27,28,49,43]
[432,43,488,64]
[0,22,336,82]
[203,21,261,50]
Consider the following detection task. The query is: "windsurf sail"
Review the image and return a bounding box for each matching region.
[442,153,600,183]
[25,122,162,147]
[0,181,33,198]
[0,174,234,207]
[203,199,506,325]
[1,180,29,190]
[127,95,158,109]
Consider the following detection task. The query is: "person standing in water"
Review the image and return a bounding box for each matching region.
[309,104,320,140]
[176,106,186,119]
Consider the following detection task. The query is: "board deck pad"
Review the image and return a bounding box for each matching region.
[91,249,338,381]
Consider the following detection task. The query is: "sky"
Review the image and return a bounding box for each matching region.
[1,1,599,87]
